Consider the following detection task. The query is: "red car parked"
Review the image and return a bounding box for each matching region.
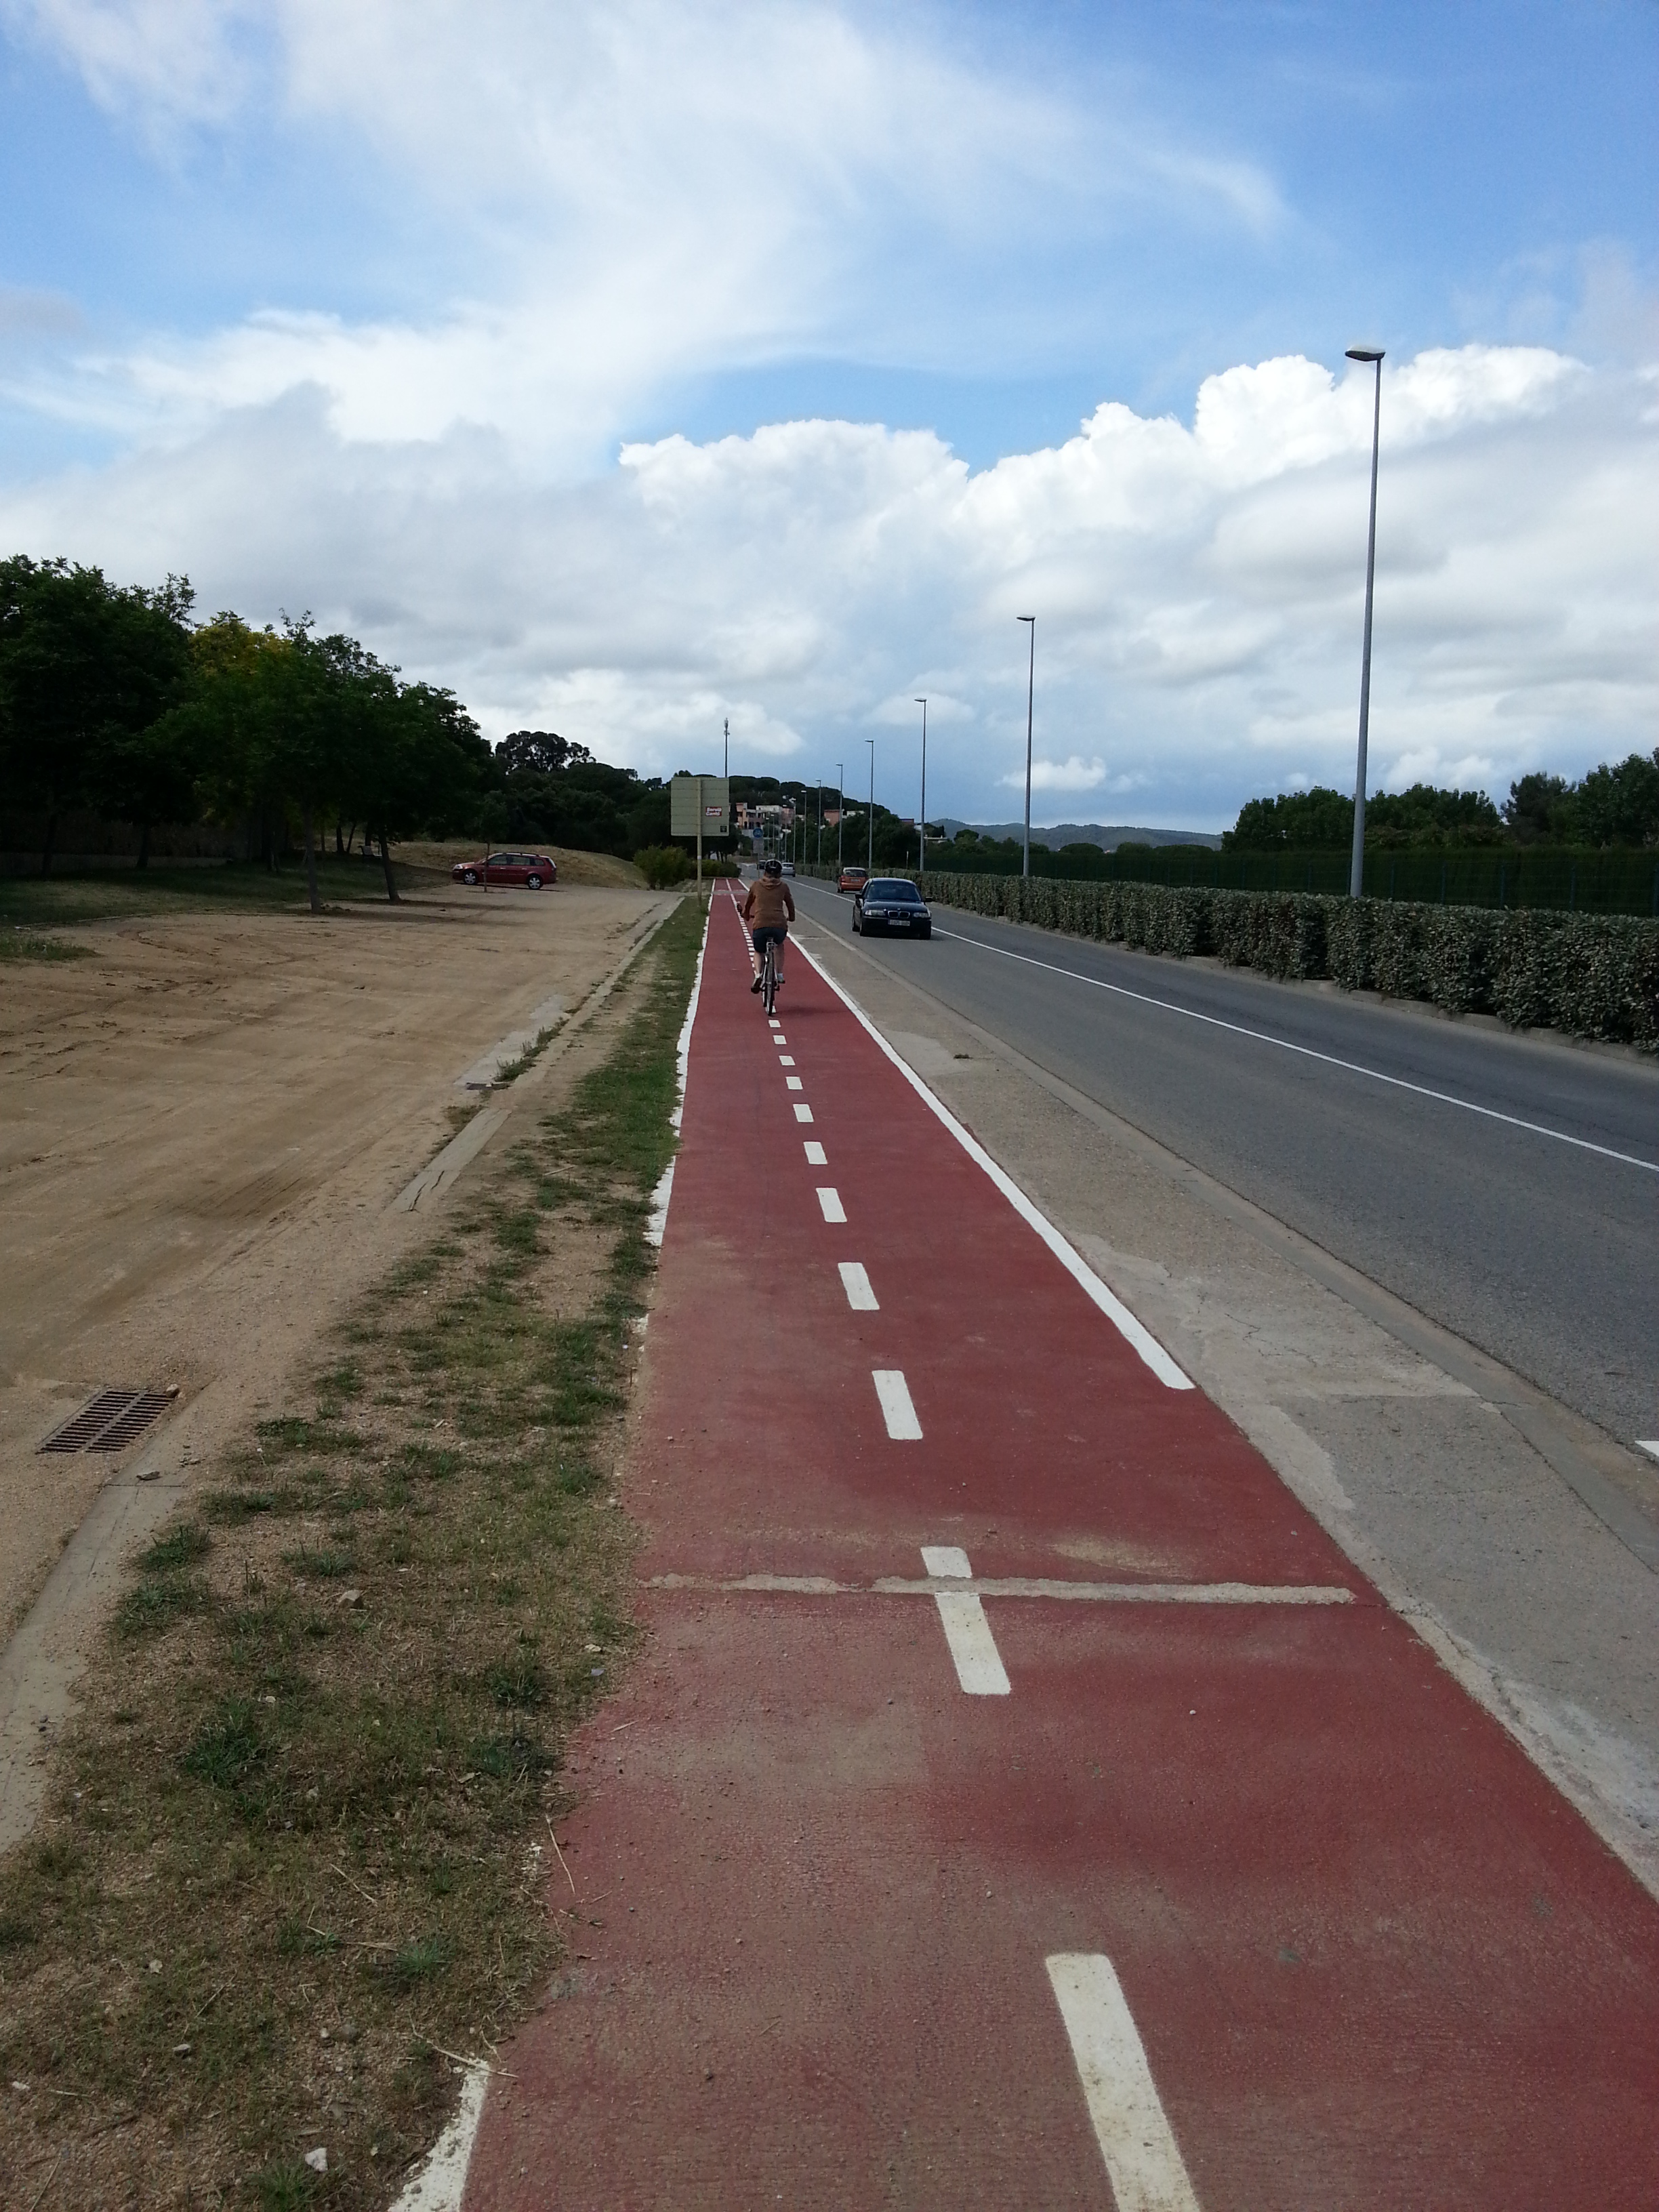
[452,851,557,888]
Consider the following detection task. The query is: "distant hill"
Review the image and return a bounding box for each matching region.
[937,819,1222,852]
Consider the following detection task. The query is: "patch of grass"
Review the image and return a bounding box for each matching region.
[0,925,91,962]
[138,1522,211,1572]
[0,854,419,929]
[116,1575,209,1637]
[0,895,703,2205]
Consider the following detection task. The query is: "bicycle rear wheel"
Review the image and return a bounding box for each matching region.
[762,942,777,1016]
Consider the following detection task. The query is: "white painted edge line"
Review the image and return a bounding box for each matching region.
[1639,1441,1659,1463]
[646,895,712,1251]
[933,923,1659,1180]
[804,1140,827,1165]
[920,1546,1010,1694]
[793,934,1191,1388]
[794,1103,815,1123]
[874,1368,923,1439]
[817,1186,847,1223]
[645,1160,674,1248]
[388,2058,489,2212]
[839,1261,878,1310]
[1046,1954,1201,2212]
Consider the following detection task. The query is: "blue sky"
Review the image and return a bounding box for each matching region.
[1,1,1655,827]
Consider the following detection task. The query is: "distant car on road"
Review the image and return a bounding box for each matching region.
[781,860,796,877]
[452,851,556,888]
[836,865,869,895]
[853,878,931,938]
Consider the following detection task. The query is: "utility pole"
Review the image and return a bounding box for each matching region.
[723,718,729,779]
[1017,615,1036,878]
[916,697,928,874]
[1345,348,1385,899]
[866,739,875,877]
[836,762,844,876]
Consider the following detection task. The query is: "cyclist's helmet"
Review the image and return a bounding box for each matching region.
[762,857,783,876]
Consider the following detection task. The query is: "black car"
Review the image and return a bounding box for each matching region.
[852,878,931,938]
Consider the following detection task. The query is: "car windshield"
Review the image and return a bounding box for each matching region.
[866,880,921,902]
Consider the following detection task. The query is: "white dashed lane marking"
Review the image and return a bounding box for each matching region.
[873,1369,922,1440]
[778,1054,796,1065]
[921,1545,1010,1695]
[794,1104,814,1123]
[786,1076,804,1091]
[817,1187,846,1223]
[839,1261,878,1310]
[769,1018,781,1029]
[804,1141,827,1165]
[1046,1954,1202,2212]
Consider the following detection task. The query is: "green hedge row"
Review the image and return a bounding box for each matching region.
[914,874,1659,1052]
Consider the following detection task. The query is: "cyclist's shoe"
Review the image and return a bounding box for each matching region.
[750,973,762,994]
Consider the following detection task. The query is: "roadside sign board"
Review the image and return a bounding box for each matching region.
[670,775,729,839]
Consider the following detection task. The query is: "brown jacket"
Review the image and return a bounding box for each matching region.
[743,876,796,928]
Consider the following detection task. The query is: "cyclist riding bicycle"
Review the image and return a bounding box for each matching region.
[743,857,795,995]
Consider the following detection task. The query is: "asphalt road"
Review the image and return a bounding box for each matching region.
[791,877,1659,1452]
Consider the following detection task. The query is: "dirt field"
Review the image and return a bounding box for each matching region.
[0,878,667,1714]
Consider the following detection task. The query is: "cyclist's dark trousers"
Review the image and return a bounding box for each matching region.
[752,924,787,979]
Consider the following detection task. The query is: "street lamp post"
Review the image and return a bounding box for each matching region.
[915,698,928,873]
[1017,615,1036,878]
[865,738,875,877]
[836,761,844,876]
[723,716,729,779]
[1345,347,1384,900]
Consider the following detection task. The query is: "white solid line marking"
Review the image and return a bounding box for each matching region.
[1046,1954,1200,2212]
[1639,1441,1659,1462]
[649,1571,1353,1606]
[389,2058,489,2211]
[794,1103,815,1122]
[874,1369,922,1439]
[793,936,1190,1387]
[786,1075,804,1090]
[817,1186,846,1223]
[804,1141,827,1164]
[934,924,1659,1180]
[920,1545,1010,1694]
[839,1261,878,1309]
[644,1160,674,1247]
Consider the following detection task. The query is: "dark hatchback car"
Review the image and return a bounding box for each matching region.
[852,878,931,938]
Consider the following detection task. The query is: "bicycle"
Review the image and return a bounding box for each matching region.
[759,933,781,1017]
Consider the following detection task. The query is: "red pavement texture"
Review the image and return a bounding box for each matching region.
[464,888,1659,2210]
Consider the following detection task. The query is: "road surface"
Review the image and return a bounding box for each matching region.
[792,877,1659,1454]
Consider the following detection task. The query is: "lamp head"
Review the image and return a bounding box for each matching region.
[1345,347,1385,363]
[1017,613,1035,623]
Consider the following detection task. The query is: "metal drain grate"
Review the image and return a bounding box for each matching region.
[40,1386,178,1455]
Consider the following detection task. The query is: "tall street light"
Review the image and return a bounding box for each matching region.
[1017,615,1036,878]
[915,697,928,874]
[865,737,876,877]
[1346,346,1384,899]
[836,760,844,876]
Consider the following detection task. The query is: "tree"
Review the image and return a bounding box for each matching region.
[0,557,194,872]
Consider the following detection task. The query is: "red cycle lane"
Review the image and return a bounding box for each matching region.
[463,886,1659,2210]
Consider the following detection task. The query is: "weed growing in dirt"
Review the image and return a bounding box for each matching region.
[0,925,91,961]
[0,896,705,2209]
